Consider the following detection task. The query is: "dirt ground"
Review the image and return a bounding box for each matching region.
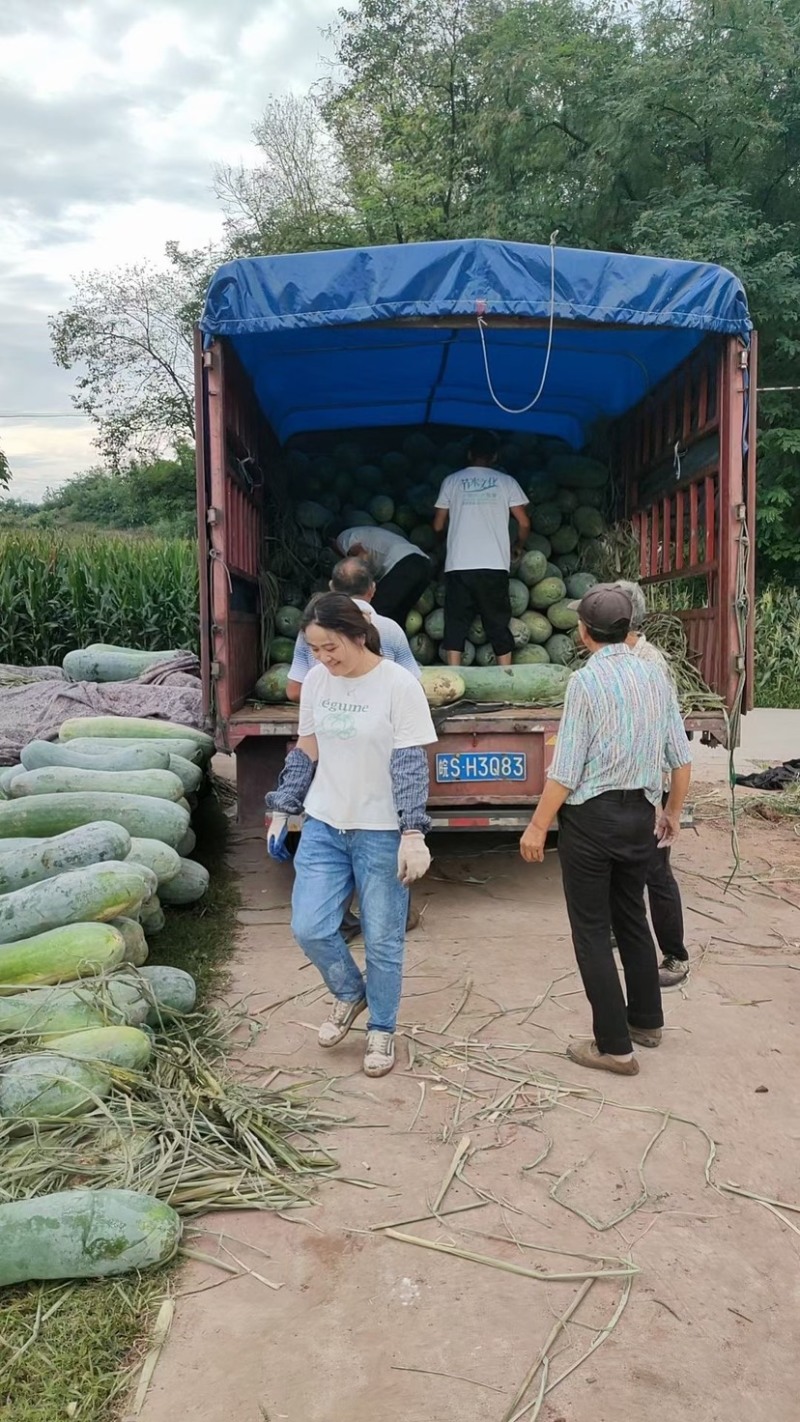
[139,763,800,1422]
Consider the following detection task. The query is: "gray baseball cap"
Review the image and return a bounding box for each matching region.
[569,583,633,636]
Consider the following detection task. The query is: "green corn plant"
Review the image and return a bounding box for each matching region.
[0,532,199,666]
[754,584,800,709]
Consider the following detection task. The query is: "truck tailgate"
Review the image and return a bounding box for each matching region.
[427,706,561,816]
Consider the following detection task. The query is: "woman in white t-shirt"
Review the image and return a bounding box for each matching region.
[265,594,437,1078]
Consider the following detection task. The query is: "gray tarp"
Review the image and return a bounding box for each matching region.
[0,655,205,764]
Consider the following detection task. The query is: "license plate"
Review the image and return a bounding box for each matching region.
[435,752,527,783]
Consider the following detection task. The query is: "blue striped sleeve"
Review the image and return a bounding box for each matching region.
[390,746,431,832]
[388,626,422,679]
[288,634,314,683]
[548,675,591,789]
[664,687,692,769]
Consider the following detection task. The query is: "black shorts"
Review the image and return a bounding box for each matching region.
[442,569,513,656]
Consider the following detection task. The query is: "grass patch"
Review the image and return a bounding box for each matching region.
[0,789,241,1422]
[0,1275,168,1422]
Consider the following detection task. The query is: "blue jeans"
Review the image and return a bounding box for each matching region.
[291,817,409,1033]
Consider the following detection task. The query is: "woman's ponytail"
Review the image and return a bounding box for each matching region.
[363,621,381,655]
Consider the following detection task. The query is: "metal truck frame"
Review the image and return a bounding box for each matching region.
[195,277,756,830]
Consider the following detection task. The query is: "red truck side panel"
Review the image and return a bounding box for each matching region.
[197,338,266,743]
[198,323,756,824]
[745,333,757,712]
[623,334,755,712]
[194,331,212,720]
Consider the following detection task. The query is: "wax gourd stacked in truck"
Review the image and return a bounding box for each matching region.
[254,430,612,699]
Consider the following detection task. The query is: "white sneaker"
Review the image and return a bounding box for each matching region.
[318,997,366,1048]
[363,1030,395,1078]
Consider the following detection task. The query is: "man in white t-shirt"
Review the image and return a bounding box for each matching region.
[433,430,530,666]
[335,526,431,625]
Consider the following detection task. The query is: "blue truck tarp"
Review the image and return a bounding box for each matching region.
[199,238,752,449]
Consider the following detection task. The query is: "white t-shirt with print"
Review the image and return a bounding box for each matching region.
[299,659,437,831]
[338,526,426,576]
[435,467,527,572]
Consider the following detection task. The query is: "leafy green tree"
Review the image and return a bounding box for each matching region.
[120,444,197,537]
[5,445,197,538]
[50,263,198,469]
[50,0,800,579]
[215,96,359,254]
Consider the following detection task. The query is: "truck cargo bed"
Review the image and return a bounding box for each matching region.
[226,702,729,741]
[225,701,727,828]
[196,237,756,828]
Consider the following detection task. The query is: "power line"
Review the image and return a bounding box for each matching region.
[0,412,88,420]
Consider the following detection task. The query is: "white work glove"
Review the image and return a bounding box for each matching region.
[266,813,291,861]
[397,832,431,886]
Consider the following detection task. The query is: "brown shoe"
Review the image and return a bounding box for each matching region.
[566,1040,640,1076]
[628,1025,662,1048]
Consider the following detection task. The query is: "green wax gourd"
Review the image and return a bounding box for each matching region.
[0,1189,182,1285]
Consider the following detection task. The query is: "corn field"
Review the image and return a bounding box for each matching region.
[0,529,798,705]
[0,531,199,666]
[753,584,800,708]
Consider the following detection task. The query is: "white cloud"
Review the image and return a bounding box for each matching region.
[3,424,98,502]
[117,11,200,77]
[239,4,294,57]
[0,0,341,502]
[0,31,107,98]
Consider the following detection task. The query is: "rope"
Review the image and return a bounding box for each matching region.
[477,232,558,415]
[209,547,233,593]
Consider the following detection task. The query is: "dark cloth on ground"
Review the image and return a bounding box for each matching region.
[736,760,800,791]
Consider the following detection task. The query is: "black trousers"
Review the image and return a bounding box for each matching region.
[372,554,432,625]
[442,569,514,655]
[558,791,663,1056]
[646,842,687,962]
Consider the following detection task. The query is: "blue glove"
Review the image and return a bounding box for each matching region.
[266,813,291,861]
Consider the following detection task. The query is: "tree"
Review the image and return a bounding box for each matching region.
[37,444,197,537]
[319,0,488,243]
[318,0,639,246]
[317,0,800,579]
[50,260,199,469]
[50,0,800,578]
[0,445,8,491]
[215,95,359,255]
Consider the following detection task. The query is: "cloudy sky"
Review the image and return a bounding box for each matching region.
[0,0,340,501]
